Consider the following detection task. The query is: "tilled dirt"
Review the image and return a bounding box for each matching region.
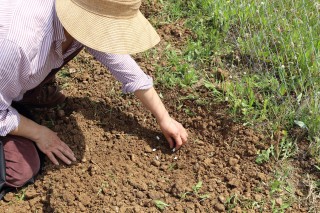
[0,50,312,212]
[0,3,318,213]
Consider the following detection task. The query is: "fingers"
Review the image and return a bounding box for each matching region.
[59,142,76,161]
[52,140,76,165]
[174,135,183,150]
[53,149,72,165]
[165,135,175,149]
[46,152,59,166]
[36,128,76,165]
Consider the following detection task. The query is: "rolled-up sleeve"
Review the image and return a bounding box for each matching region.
[0,40,28,136]
[86,47,153,93]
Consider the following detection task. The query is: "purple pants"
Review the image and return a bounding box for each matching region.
[2,136,40,187]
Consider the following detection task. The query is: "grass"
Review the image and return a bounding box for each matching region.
[145,0,319,156]
[147,0,319,152]
[179,181,210,202]
[154,200,170,211]
[142,0,320,211]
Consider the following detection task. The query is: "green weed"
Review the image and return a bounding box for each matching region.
[154,200,170,211]
[96,182,108,195]
[180,181,210,201]
[256,145,274,164]
[154,0,319,158]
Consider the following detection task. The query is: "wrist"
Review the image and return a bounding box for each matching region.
[156,111,170,124]
[10,114,44,142]
[28,124,45,142]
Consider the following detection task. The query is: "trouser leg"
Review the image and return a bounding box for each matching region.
[2,135,40,188]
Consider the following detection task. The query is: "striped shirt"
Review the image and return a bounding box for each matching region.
[0,0,153,136]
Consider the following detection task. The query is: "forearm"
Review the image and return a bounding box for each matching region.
[9,114,43,141]
[135,87,188,149]
[134,87,169,123]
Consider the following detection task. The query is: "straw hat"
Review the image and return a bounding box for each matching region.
[55,0,160,54]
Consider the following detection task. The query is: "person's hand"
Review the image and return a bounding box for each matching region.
[33,126,76,165]
[158,115,188,150]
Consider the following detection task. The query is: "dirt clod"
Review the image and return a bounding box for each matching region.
[214,203,226,212]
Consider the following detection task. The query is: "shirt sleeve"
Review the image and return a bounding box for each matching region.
[86,47,153,93]
[0,40,28,136]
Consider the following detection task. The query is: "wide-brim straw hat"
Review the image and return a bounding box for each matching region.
[55,0,160,54]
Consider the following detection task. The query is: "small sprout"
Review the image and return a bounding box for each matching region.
[179,192,191,199]
[192,181,203,194]
[199,194,210,201]
[168,163,177,170]
[154,200,169,210]
[97,182,108,195]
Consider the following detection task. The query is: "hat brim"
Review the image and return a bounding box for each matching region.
[55,0,160,54]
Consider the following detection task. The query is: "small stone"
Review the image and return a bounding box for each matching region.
[144,146,153,153]
[204,158,212,165]
[57,109,65,117]
[29,197,41,206]
[111,206,120,213]
[229,157,239,166]
[78,202,86,212]
[275,197,283,206]
[214,203,225,212]
[228,178,240,188]
[196,140,205,146]
[69,68,76,73]
[160,164,168,171]
[147,190,161,199]
[133,206,141,212]
[130,154,136,162]
[129,180,148,191]
[171,182,189,197]
[295,189,303,197]
[136,191,145,199]
[77,193,91,206]
[232,206,242,213]
[151,160,161,167]
[25,188,38,199]
[218,195,226,203]
[254,194,262,202]
[257,172,267,181]
[3,192,14,202]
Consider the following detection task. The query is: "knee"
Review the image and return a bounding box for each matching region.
[3,137,40,187]
[5,157,40,187]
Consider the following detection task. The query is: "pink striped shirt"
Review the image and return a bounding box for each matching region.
[0,0,153,136]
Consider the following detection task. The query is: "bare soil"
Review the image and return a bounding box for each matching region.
[0,3,318,213]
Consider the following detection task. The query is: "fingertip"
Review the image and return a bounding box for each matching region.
[169,142,174,149]
[165,136,174,149]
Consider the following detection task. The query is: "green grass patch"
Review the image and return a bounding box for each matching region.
[147,0,320,155]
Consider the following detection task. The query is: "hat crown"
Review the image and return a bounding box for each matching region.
[71,0,141,18]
